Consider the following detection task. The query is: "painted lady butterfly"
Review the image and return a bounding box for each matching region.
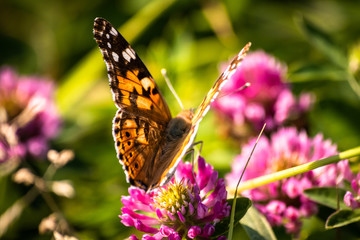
[93,17,251,192]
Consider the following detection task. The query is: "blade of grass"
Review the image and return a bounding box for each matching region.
[228,124,266,240]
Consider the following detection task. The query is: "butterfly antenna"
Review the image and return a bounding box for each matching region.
[217,82,251,99]
[161,69,184,110]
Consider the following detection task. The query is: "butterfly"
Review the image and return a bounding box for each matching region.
[93,17,251,192]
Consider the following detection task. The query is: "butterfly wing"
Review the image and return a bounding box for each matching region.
[113,109,167,189]
[93,17,172,124]
[192,42,252,124]
[93,18,172,190]
[158,43,252,187]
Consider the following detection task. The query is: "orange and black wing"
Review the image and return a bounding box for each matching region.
[93,17,172,124]
[112,109,166,190]
[93,18,172,190]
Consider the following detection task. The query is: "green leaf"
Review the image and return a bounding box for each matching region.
[212,197,252,238]
[240,206,277,240]
[295,14,348,69]
[304,187,349,209]
[326,209,360,229]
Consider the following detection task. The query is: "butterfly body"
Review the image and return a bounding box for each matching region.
[93,17,251,192]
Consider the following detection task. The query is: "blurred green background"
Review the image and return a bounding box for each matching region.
[1,0,360,239]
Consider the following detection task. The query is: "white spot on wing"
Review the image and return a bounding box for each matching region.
[212,92,219,100]
[219,79,228,90]
[230,63,236,70]
[106,33,110,39]
[110,27,118,36]
[126,48,136,60]
[107,42,112,49]
[141,78,153,90]
[112,52,119,62]
[122,50,131,63]
[223,69,230,80]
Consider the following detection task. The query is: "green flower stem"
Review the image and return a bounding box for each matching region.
[56,0,176,114]
[234,146,360,193]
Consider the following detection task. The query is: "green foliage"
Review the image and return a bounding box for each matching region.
[213,197,252,238]
[326,209,360,229]
[304,187,349,210]
[304,187,360,232]
[325,209,360,229]
[240,206,277,240]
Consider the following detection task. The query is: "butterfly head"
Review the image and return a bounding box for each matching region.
[176,109,194,121]
[166,110,193,142]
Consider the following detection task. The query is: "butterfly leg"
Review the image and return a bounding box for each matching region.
[186,140,203,166]
[190,141,203,153]
[184,141,203,190]
[184,148,200,190]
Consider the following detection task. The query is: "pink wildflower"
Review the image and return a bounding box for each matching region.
[212,51,313,141]
[119,157,230,239]
[226,127,353,234]
[0,67,61,160]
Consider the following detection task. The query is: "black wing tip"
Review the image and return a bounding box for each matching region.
[93,18,105,38]
[94,17,107,25]
[93,18,107,31]
[93,17,112,34]
[93,17,122,44]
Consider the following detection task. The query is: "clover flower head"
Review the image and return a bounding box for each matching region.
[226,127,352,234]
[0,67,61,160]
[212,51,313,141]
[119,157,229,239]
